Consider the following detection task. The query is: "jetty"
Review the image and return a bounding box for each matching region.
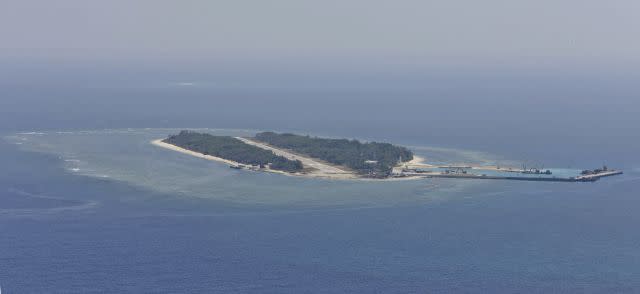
[394,165,623,183]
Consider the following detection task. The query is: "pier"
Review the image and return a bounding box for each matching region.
[394,166,623,183]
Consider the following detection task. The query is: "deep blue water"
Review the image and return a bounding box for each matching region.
[1,70,639,293]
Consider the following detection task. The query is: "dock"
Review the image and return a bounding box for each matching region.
[575,170,624,182]
[396,168,623,183]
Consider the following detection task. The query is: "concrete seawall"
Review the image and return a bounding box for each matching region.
[402,170,623,182]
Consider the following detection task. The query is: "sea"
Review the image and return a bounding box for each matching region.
[0,69,639,293]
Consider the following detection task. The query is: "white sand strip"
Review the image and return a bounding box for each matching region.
[152,139,239,166]
[152,139,300,176]
[235,137,358,179]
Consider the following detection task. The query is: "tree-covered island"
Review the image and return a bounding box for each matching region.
[164,131,303,172]
[163,130,414,178]
[254,132,413,177]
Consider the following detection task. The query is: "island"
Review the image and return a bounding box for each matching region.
[153,130,623,182]
[153,130,416,179]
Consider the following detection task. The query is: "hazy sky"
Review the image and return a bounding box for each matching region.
[1,0,639,68]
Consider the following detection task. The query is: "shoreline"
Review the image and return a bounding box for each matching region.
[151,139,427,181]
[151,139,297,177]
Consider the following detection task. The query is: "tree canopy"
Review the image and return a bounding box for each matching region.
[255,132,413,177]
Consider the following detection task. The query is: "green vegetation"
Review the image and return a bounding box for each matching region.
[164,131,303,172]
[254,132,413,177]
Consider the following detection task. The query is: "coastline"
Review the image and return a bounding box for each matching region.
[151,139,427,181]
[152,139,239,166]
[405,155,430,167]
[152,139,299,177]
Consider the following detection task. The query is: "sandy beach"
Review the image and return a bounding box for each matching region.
[152,139,239,166]
[152,139,303,177]
[404,155,430,166]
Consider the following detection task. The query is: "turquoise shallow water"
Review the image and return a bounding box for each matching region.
[1,76,639,293]
[4,128,497,207]
[1,128,639,293]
